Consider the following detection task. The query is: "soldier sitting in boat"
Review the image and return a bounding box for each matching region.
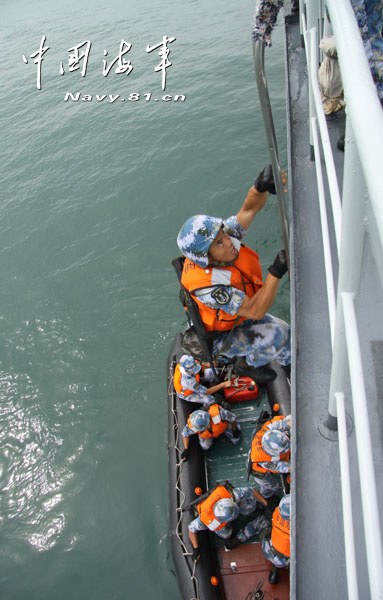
[226,494,290,585]
[248,414,291,498]
[180,404,241,459]
[173,354,232,406]
[187,481,267,562]
[176,165,290,383]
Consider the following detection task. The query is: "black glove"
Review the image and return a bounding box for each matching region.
[181,448,189,461]
[254,165,276,194]
[232,428,241,439]
[259,410,271,423]
[268,250,288,279]
[192,547,200,561]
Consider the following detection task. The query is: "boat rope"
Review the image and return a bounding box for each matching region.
[169,360,201,600]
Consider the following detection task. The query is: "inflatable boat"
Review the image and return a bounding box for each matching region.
[167,329,291,600]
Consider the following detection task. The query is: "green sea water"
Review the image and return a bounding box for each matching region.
[0,1,288,598]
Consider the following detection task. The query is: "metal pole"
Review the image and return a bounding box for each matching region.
[309,27,342,255]
[311,116,336,345]
[303,0,320,157]
[323,2,332,38]
[253,39,290,271]
[336,391,359,600]
[326,0,383,245]
[342,292,383,599]
[327,119,365,425]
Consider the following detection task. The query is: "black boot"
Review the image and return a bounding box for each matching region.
[235,358,276,383]
[266,495,281,513]
[225,535,240,550]
[268,566,280,585]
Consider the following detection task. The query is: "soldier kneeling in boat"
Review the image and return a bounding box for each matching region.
[188,482,267,562]
[228,494,291,585]
[247,414,291,498]
[181,404,240,459]
[174,354,232,406]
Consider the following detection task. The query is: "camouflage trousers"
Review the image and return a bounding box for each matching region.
[251,472,281,498]
[236,515,290,568]
[198,423,241,450]
[212,314,290,368]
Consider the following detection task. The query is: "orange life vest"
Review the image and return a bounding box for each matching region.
[192,403,228,439]
[181,243,263,332]
[197,485,233,531]
[173,364,200,397]
[271,505,290,557]
[250,416,290,474]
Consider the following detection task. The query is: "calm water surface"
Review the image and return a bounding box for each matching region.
[0,1,288,598]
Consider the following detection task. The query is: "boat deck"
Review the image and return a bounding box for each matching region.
[205,381,289,599]
[205,390,265,489]
[286,13,383,599]
[216,543,289,600]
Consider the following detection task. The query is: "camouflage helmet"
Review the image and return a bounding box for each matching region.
[213,498,239,523]
[279,494,291,521]
[261,430,290,457]
[179,354,201,375]
[177,215,223,268]
[189,410,211,432]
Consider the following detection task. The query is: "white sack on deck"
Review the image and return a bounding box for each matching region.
[318,35,345,115]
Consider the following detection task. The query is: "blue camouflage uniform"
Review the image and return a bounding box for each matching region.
[176,365,215,405]
[252,0,383,101]
[252,0,284,47]
[188,487,263,540]
[182,405,241,450]
[351,0,383,101]
[177,215,291,369]
[236,515,289,568]
[250,415,291,498]
[236,495,290,568]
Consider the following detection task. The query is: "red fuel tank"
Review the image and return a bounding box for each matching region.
[223,377,259,403]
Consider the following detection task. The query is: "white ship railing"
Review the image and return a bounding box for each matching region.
[301,0,383,598]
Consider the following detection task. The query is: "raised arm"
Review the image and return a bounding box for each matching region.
[236,251,288,319]
[236,185,269,230]
[236,274,280,320]
[236,165,286,230]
